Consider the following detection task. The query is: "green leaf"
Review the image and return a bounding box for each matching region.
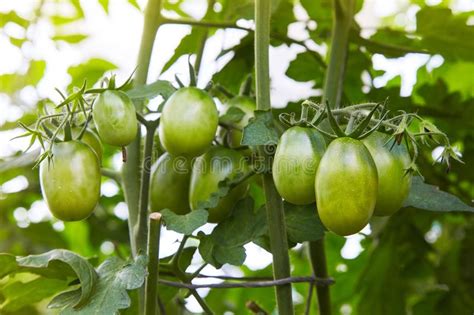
[161,209,208,235]
[416,8,474,62]
[220,107,246,125]
[284,202,325,243]
[0,278,68,312]
[242,110,279,146]
[52,34,88,44]
[210,198,267,247]
[161,27,207,74]
[198,198,265,267]
[286,51,325,83]
[98,0,109,13]
[0,254,17,278]
[403,177,474,212]
[53,255,147,314]
[126,79,176,101]
[67,58,117,89]
[15,250,98,308]
[0,60,46,93]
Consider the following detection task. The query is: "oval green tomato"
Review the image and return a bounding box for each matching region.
[189,146,250,223]
[222,96,256,148]
[273,126,326,205]
[315,137,378,236]
[150,153,191,215]
[159,87,218,157]
[80,130,103,162]
[93,90,138,147]
[362,132,412,216]
[40,141,101,221]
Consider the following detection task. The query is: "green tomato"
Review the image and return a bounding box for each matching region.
[189,146,250,223]
[93,90,138,147]
[77,130,103,162]
[362,132,412,216]
[272,126,326,205]
[159,87,218,157]
[40,141,101,221]
[150,153,191,215]
[315,137,378,236]
[222,96,256,148]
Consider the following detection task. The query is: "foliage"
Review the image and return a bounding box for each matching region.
[1,0,473,314]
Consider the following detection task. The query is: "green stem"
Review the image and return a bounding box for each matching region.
[136,121,159,253]
[145,213,162,315]
[308,240,331,315]
[322,0,355,109]
[125,0,163,257]
[255,1,294,314]
[310,1,356,315]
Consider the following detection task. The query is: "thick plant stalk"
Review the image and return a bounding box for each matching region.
[124,0,163,256]
[322,0,355,109]
[145,213,162,315]
[255,0,294,314]
[310,1,356,315]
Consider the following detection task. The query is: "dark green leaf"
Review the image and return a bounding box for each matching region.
[403,177,474,212]
[284,202,325,243]
[161,209,208,235]
[242,110,279,146]
[220,107,246,125]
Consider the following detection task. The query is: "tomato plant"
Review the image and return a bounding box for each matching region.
[39,141,101,221]
[159,87,218,157]
[93,90,138,147]
[315,137,378,236]
[189,146,250,223]
[362,131,412,216]
[273,126,326,205]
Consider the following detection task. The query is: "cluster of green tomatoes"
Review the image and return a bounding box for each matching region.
[273,126,411,236]
[39,86,256,224]
[38,81,415,238]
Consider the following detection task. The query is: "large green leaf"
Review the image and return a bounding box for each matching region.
[67,58,117,89]
[50,255,147,314]
[161,209,208,235]
[242,110,279,146]
[126,79,176,101]
[403,177,474,212]
[284,202,325,243]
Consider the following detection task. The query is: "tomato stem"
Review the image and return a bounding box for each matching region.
[255,0,294,314]
[144,212,161,315]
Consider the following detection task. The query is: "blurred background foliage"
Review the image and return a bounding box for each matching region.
[0,0,473,314]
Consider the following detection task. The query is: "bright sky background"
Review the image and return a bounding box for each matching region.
[1,0,471,312]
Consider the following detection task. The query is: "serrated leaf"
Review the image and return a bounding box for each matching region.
[198,198,265,267]
[16,250,98,308]
[242,110,279,146]
[210,197,266,247]
[161,209,208,235]
[56,255,147,314]
[126,79,176,101]
[284,202,325,243]
[403,176,474,212]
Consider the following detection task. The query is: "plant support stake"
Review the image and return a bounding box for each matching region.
[255,0,294,314]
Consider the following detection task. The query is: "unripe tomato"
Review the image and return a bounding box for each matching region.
[149,153,191,215]
[189,146,250,223]
[222,96,255,148]
[315,137,378,236]
[40,141,101,221]
[93,90,138,146]
[362,132,412,216]
[159,87,218,157]
[272,126,326,205]
[79,130,103,162]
